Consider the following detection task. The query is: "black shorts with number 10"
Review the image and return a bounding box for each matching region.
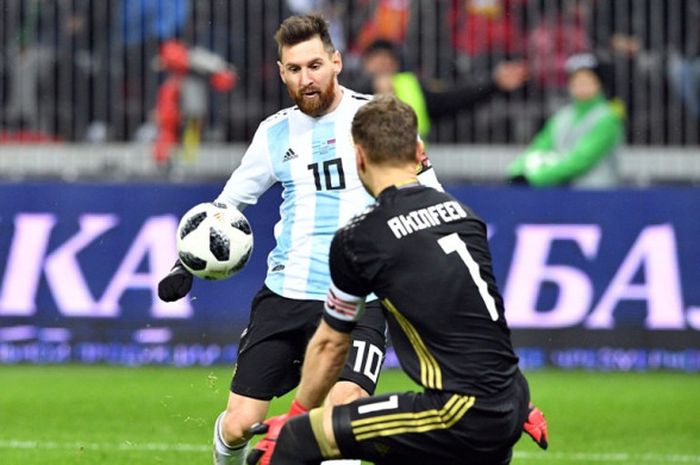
[230,285,386,400]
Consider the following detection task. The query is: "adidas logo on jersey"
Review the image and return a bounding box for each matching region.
[283,148,298,162]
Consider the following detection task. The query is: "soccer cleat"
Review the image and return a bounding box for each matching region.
[523,403,549,450]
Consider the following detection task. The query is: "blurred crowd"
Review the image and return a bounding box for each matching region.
[0,0,698,149]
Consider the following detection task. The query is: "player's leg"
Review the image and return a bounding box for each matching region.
[321,301,386,465]
[213,286,318,465]
[330,300,386,404]
[267,411,325,465]
[321,385,368,465]
[328,389,525,465]
[213,393,269,464]
[326,380,369,406]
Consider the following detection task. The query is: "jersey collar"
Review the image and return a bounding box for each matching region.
[377,181,421,200]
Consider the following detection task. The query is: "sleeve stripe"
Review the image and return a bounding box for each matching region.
[327,291,357,311]
[328,281,364,303]
[324,281,366,322]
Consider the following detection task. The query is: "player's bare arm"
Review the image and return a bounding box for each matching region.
[295,320,352,410]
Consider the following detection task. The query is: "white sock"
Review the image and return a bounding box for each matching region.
[321,461,361,465]
[213,412,249,465]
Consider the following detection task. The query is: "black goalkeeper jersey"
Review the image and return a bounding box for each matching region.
[327,184,519,397]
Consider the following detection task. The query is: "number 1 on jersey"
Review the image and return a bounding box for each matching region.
[438,233,499,321]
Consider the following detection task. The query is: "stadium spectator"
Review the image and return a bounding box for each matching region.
[507,53,624,188]
[526,1,592,92]
[247,94,549,465]
[54,0,100,141]
[448,0,527,79]
[593,0,668,143]
[1,0,109,142]
[352,0,411,54]
[667,3,700,120]
[356,39,528,139]
[113,0,191,138]
[669,56,700,122]
[156,14,443,465]
[152,40,238,166]
[1,0,55,139]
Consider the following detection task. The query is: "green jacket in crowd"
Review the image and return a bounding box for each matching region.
[508,94,624,188]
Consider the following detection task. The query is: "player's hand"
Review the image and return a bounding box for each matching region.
[523,402,549,450]
[158,260,193,302]
[245,414,289,465]
[246,400,309,465]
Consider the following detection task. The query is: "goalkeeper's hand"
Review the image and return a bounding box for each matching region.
[158,260,193,302]
[246,399,308,465]
[523,402,549,450]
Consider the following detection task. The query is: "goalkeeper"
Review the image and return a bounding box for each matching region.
[249,95,548,465]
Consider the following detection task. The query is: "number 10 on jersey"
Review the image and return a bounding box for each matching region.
[308,158,346,191]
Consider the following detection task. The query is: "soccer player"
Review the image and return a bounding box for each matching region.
[157,15,442,465]
[249,95,548,465]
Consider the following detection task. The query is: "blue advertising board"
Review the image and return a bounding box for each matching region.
[1,182,698,370]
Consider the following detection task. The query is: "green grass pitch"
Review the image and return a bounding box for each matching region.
[1,365,699,464]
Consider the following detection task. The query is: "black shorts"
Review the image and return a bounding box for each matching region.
[332,371,530,465]
[230,286,386,400]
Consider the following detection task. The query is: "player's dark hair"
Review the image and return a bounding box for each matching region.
[274,14,335,59]
[352,95,417,166]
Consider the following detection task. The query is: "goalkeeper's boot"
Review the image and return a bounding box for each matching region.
[523,403,548,450]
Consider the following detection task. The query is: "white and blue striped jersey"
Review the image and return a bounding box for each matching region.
[216,87,441,300]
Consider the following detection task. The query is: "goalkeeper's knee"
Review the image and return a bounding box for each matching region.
[270,415,323,465]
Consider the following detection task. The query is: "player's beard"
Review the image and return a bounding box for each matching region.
[290,78,337,117]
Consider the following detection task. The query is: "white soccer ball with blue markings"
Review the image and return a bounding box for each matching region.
[176,202,253,280]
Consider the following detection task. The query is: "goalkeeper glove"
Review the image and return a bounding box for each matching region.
[158,259,193,302]
[246,399,308,465]
[523,402,549,450]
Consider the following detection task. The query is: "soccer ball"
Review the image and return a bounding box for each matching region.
[176,202,253,280]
